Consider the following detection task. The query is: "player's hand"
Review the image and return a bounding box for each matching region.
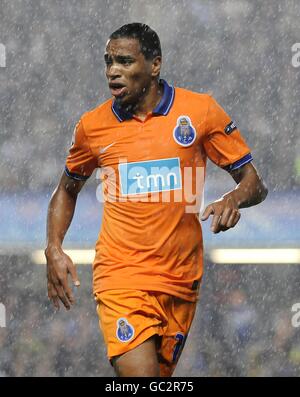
[201,194,241,233]
[45,246,80,310]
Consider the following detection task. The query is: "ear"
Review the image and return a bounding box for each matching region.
[151,56,162,78]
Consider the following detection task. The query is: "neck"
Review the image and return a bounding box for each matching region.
[129,79,163,119]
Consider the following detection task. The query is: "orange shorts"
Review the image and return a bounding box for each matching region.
[95,289,197,377]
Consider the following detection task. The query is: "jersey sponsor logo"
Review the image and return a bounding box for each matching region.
[224,120,237,135]
[118,157,182,196]
[173,116,196,147]
[116,318,134,342]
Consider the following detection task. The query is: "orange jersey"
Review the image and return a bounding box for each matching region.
[65,80,252,301]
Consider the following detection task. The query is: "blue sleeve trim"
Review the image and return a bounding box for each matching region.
[223,153,253,172]
[64,166,90,181]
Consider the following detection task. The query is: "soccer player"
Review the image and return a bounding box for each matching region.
[45,23,268,377]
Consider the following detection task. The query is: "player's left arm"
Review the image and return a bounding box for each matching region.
[201,162,268,233]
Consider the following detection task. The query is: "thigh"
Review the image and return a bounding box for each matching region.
[112,335,160,377]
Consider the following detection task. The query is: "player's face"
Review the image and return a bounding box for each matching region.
[105,38,157,107]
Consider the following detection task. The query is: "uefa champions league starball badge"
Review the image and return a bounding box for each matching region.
[173,115,197,147]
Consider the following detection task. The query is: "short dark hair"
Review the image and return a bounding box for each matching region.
[109,23,162,60]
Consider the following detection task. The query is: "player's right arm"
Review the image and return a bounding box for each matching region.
[45,117,97,310]
[45,172,85,310]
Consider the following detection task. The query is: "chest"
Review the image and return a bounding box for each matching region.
[90,113,206,169]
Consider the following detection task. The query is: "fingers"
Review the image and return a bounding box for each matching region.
[57,264,75,307]
[201,204,223,233]
[201,200,241,233]
[46,252,79,311]
[219,207,232,228]
[59,260,81,307]
[201,205,214,221]
[67,261,80,287]
[47,270,73,310]
[48,277,71,310]
[48,281,60,310]
[214,209,241,233]
[47,267,60,310]
[210,212,222,233]
[226,209,241,229]
[54,282,71,310]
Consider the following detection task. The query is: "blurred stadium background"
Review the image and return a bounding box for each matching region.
[0,0,300,376]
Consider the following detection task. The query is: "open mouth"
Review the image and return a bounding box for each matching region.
[109,83,127,98]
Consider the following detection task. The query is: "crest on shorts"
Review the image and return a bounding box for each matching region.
[116,318,134,342]
[173,116,196,147]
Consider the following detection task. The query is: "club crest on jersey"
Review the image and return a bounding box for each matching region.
[116,318,134,342]
[173,116,196,147]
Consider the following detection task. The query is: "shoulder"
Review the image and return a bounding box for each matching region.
[173,86,217,122]
[80,98,114,133]
[174,85,213,105]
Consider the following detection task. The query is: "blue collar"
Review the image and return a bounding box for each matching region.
[111,79,175,122]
